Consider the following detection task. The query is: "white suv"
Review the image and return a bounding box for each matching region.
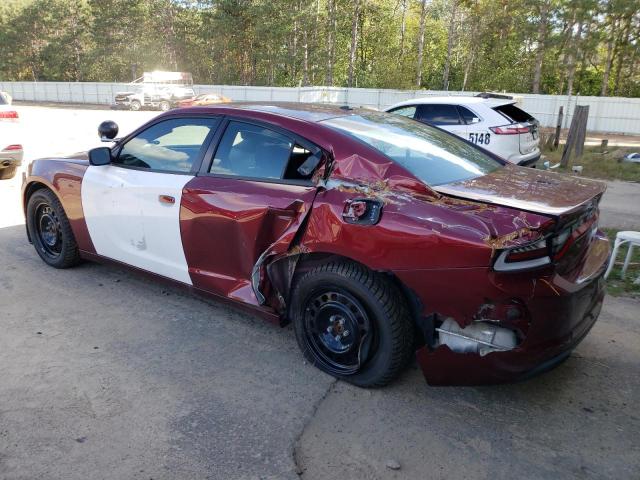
[385,95,540,167]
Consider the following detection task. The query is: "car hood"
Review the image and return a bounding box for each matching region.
[432,164,606,217]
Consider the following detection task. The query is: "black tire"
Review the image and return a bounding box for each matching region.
[26,188,80,268]
[0,166,17,180]
[159,100,171,112]
[130,100,141,111]
[291,261,414,387]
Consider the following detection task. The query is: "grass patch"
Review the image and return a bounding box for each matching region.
[602,228,640,298]
[539,145,640,182]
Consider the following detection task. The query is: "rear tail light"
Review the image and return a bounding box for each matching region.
[490,123,530,135]
[494,237,551,271]
[2,144,22,151]
[0,110,19,120]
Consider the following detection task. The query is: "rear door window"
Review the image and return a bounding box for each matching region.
[493,103,534,123]
[457,106,479,124]
[210,121,318,182]
[416,104,462,125]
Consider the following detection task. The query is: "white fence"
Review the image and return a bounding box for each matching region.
[1,81,639,135]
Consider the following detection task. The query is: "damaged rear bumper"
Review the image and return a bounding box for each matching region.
[416,274,605,386]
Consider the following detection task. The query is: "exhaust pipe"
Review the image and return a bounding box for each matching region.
[436,318,517,356]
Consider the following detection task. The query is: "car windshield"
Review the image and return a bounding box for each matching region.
[322,112,501,186]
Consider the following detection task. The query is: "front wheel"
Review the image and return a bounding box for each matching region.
[26,189,80,268]
[291,261,414,387]
[130,100,141,111]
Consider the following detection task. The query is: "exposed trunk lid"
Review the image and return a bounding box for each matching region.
[433,165,606,218]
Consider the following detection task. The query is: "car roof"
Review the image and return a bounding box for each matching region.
[177,102,362,123]
[388,96,514,109]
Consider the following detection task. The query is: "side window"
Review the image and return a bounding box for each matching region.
[116,117,219,172]
[416,104,461,125]
[458,106,479,125]
[389,105,417,118]
[211,122,295,180]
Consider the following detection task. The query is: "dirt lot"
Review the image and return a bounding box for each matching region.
[1,105,639,479]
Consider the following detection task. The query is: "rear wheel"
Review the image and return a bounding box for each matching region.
[130,100,141,111]
[291,261,414,387]
[159,100,171,112]
[27,189,80,268]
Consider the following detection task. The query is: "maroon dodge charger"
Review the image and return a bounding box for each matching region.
[22,103,609,387]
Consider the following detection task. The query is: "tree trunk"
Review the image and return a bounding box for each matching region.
[442,0,457,90]
[325,0,336,86]
[564,9,581,97]
[399,0,407,58]
[302,29,309,86]
[601,17,617,96]
[416,0,428,87]
[462,46,475,91]
[532,1,549,94]
[348,0,361,88]
[613,13,632,96]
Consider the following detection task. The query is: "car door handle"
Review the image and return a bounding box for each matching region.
[158,194,175,205]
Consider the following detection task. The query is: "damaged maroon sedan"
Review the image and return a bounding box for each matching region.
[22,103,609,387]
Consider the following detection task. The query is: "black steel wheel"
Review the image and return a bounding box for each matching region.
[291,261,414,387]
[302,287,377,376]
[35,203,62,259]
[27,188,80,268]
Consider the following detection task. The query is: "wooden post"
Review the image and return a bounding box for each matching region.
[561,105,589,167]
[553,105,563,150]
[574,105,589,159]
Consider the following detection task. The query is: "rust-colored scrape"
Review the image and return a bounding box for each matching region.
[326,177,500,211]
[484,226,538,252]
[287,244,311,256]
[326,178,415,205]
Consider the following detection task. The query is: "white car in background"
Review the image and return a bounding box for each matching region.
[385,95,541,167]
[0,92,23,180]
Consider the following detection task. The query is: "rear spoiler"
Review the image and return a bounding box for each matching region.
[475,92,513,100]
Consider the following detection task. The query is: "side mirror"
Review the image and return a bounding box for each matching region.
[98,120,119,141]
[88,147,112,166]
[297,151,323,177]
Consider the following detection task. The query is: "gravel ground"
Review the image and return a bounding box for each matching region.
[1,105,639,480]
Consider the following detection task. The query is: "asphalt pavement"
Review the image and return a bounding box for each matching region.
[1,105,639,479]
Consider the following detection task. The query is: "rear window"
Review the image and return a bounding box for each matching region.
[493,103,534,123]
[322,112,501,186]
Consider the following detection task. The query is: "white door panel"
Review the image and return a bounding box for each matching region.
[444,124,468,139]
[81,165,193,284]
